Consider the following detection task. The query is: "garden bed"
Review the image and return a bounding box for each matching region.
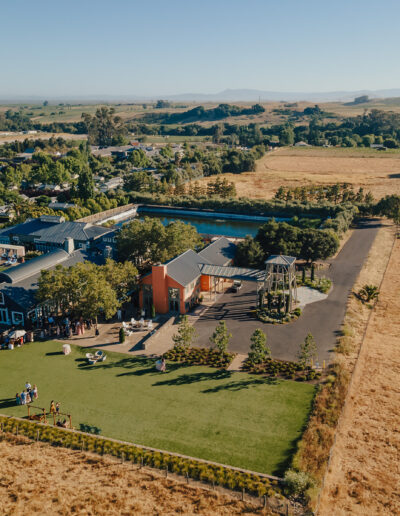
[242,357,321,382]
[256,307,302,324]
[164,346,236,368]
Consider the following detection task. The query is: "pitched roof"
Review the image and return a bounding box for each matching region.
[166,249,209,286]
[0,218,58,238]
[199,264,265,282]
[31,221,112,244]
[0,250,88,309]
[265,255,296,266]
[198,237,236,266]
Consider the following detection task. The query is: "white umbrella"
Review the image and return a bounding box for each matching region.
[9,330,26,339]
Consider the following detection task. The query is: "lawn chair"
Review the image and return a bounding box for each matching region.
[147,320,153,331]
[139,317,145,328]
[95,350,104,358]
[122,321,128,330]
[130,317,137,328]
[101,354,107,362]
[86,352,95,360]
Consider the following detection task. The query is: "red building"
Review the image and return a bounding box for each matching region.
[139,237,236,315]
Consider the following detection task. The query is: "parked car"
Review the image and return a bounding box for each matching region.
[232,280,242,292]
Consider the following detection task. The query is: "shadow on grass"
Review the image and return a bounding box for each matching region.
[45,351,64,356]
[202,376,279,393]
[152,369,233,387]
[0,397,17,409]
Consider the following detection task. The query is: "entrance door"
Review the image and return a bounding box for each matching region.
[168,288,180,312]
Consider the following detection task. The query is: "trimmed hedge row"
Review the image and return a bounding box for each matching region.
[164,347,236,368]
[0,415,282,498]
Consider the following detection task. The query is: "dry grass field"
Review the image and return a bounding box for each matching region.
[0,436,274,516]
[193,147,400,200]
[319,226,400,515]
[0,132,86,144]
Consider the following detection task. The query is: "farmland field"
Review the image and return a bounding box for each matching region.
[193,146,400,200]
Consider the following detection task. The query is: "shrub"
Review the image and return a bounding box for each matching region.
[284,469,314,498]
[119,327,125,343]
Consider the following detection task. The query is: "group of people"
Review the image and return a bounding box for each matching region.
[16,381,38,405]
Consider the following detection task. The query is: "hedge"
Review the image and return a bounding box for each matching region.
[0,415,283,499]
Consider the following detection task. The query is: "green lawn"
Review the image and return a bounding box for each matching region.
[0,341,315,476]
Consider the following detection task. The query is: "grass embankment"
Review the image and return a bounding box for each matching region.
[0,341,314,476]
[319,227,400,515]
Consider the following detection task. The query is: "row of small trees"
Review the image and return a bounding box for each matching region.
[172,316,318,368]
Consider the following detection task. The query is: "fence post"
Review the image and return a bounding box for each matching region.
[121,452,125,464]
[36,430,39,442]
[165,466,168,478]
[241,488,245,501]
[140,457,143,469]
[16,424,18,436]
[263,495,267,508]
[186,472,189,484]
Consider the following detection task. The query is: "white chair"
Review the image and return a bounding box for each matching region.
[139,318,144,328]
[122,321,128,330]
[147,320,153,331]
[130,317,136,327]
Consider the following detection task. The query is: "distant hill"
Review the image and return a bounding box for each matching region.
[2,89,400,104]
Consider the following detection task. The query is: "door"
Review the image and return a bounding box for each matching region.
[0,308,9,324]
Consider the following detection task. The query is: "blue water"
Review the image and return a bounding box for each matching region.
[117,206,289,238]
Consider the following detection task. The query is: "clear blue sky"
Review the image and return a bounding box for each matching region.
[1,0,399,97]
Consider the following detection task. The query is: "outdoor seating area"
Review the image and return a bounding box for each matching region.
[121,318,154,336]
[85,350,107,364]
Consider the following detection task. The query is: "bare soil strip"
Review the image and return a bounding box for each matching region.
[318,229,400,515]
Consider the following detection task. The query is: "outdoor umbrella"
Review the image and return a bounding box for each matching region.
[9,330,26,339]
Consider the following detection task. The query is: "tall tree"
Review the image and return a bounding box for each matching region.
[77,165,95,200]
[82,107,126,147]
[298,333,317,368]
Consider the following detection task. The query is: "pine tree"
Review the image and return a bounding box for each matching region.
[248,329,270,363]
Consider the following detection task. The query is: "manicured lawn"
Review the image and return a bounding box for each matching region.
[0,341,315,476]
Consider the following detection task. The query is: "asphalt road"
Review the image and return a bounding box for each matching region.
[193,219,380,363]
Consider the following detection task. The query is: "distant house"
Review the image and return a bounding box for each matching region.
[48,202,77,211]
[139,237,237,315]
[0,215,115,253]
[294,141,311,147]
[99,177,124,193]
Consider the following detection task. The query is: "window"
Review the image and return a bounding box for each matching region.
[0,292,4,305]
[12,312,24,325]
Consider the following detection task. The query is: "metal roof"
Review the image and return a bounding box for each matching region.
[31,221,112,244]
[198,237,237,266]
[0,250,88,309]
[265,255,296,266]
[0,218,58,238]
[0,249,70,284]
[199,264,266,282]
[166,249,208,286]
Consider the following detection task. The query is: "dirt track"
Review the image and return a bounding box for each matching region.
[318,236,400,515]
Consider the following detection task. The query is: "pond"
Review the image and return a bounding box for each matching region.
[126,206,291,238]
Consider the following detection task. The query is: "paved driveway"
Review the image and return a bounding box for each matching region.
[193,219,380,363]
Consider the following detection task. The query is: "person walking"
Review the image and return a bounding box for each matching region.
[25,381,31,391]
[49,400,56,414]
[21,391,26,405]
[56,402,60,415]
[32,384,38,399]
[117,309,122,321]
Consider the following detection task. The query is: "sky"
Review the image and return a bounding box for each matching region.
[1,0,399,98]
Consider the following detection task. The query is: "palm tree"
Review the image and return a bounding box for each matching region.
[358,284,379,303]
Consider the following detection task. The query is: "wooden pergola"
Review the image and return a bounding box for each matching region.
[260,255,297,312]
